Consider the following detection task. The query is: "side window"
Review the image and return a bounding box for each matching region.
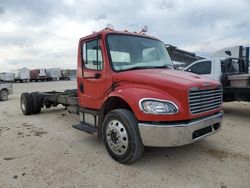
[189,61,212,74]
[82,39,103,70]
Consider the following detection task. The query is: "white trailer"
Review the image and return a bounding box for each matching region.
[0,72,15,82]
[46,68,61,81]
[12,68,30,82]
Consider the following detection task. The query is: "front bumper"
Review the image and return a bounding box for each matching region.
[138,111,223,147]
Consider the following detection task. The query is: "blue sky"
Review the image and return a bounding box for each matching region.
[0,0,250,71]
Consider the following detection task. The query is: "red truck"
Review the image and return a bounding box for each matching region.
[20,28,223,164]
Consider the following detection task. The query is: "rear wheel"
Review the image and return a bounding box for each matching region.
[103,109,144,164]
[0,89,8,101]
[20,93,34,115]
[31,92,42,114]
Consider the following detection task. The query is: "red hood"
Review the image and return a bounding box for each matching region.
[113,69,220,91]
[111,68,222,121]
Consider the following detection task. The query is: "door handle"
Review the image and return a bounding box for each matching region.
[79,83,84,93]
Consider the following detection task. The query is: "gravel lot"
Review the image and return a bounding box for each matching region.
[0,81,250,188]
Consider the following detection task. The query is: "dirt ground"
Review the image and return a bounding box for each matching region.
[0,81,250,188]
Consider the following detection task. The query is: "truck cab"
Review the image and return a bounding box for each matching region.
[76,29,223,163]
[20,28,223,164]
[184,58,224,82]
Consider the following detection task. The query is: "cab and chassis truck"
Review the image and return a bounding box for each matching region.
[20,28,223,164]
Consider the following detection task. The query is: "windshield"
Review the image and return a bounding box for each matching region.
[107,34,173,71]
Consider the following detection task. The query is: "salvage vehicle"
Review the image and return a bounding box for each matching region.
[20,28,223,164]
[211,45,249,68]
[46,68,61,81]
[30,69,47,82]
[184,57,250,102]
[12,67,30,83]
[59,69,71,80]
[0,81,13,101]
[0,72,15,82]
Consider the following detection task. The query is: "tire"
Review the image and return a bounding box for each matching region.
[20,93,34,115]
[102,109,144,164]
[31,92,42,114]
[0,89,8,101]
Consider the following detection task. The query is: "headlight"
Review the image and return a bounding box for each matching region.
[139,99,178,114]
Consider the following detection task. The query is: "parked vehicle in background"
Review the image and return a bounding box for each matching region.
[12,67,30,82]
[211,46,249,70]
[20,28,223,164]
[184,57,250,102]
[0,81,13,101]
[0,72,15,82]
[30,69,47,82]
[46,68,61,81]
[70,69,77,79]
[60,69,71,80]
[173,61,186,70]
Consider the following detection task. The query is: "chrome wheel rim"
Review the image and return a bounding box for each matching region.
[106,120,128,155]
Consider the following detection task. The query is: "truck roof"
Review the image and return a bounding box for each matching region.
[79,28,159,41]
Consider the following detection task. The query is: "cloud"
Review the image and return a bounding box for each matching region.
[95,14,107,21]
[0,0,250,72]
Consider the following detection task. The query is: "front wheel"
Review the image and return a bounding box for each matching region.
[103,109,144,164]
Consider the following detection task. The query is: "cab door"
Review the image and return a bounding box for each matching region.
[78,38,108,110]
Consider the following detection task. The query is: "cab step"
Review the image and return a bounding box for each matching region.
[72,123,97,134]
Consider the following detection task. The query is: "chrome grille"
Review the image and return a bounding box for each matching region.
[189,87,222,114]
